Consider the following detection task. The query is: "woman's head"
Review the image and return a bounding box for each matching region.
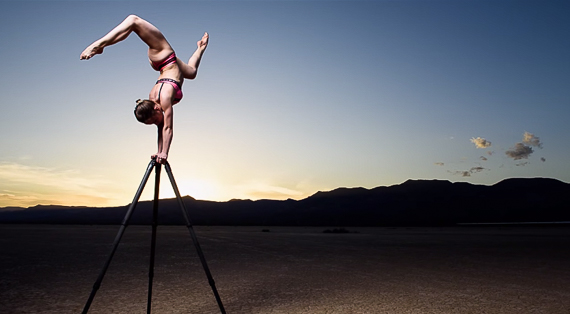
[134,99,161,124]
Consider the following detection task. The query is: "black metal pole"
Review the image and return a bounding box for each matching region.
[82,159,156,314]
[164,161,226,314]
[147,162,161,313]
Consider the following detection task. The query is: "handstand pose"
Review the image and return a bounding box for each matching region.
[80,15,208,163]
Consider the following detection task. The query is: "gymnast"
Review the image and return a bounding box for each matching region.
[80,15,208,164]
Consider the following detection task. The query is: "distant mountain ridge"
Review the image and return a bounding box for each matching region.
[1,178,569,226]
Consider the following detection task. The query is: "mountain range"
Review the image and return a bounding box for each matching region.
[1,178,569,226]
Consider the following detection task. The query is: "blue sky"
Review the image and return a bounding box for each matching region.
[0,0,568,207]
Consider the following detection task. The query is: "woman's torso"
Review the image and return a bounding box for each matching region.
[148,52,184,106]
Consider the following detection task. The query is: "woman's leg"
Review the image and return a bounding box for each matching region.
[80,15,172,61]
[178,32,209,80]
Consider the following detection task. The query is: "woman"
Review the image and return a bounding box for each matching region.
[80,15,209,164]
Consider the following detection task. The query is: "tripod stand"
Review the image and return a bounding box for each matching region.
[82,159,226,314]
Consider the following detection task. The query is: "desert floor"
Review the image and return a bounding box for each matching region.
[1,224,569,314]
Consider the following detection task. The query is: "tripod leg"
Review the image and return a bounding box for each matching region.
[164,162,226,314]
[147,163,161,314]
[82,159,156,314]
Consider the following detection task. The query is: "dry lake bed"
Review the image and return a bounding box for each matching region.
[1,224,569,313]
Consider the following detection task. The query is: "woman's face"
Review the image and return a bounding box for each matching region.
[144,108,163,125]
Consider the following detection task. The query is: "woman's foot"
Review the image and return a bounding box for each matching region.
[197,32,209,51]
[80,42,104,60]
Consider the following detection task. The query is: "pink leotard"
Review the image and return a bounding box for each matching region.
[156,78,183,104]
[150,52,177,71]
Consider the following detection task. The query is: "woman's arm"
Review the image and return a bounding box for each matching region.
[156,125,164,156]
[160,105,174,157]
[153,101,173,164]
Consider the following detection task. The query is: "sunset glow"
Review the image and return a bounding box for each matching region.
[1,1,568,208]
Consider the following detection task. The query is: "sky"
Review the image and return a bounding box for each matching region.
[0,0,568,208]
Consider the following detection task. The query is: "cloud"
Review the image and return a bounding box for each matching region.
[523,132,543,148]
[505,143,534,160]
[0,162,120,207]
[0,192,40,207]
[235,180,304,200]
[449,166,487,177]
[470,137,492,149]
[434,162,445,166]
[503,132,545,161]
[0,191,108,208]
[470,166,485,173]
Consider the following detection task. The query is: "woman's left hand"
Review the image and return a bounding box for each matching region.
[152,152,168,164]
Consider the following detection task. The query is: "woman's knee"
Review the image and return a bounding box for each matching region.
[125,14,140,22]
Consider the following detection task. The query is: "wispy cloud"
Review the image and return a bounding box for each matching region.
[0,191,109,208]
[449,166,487,177]
[0,192,40,207]
[470,137,492,149]
[455,171,471,177]
[0,162,121,207]
[235,180,304,200]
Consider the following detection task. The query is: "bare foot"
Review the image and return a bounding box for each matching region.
[197,32,209,51]
[80,42,104,60]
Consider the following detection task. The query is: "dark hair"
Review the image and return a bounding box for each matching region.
[134,99,155,123]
